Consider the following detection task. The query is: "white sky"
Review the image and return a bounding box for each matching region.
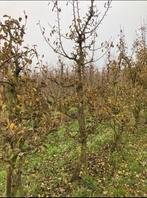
[0,1,147,68]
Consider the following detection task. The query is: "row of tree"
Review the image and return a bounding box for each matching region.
[0,1,146,196]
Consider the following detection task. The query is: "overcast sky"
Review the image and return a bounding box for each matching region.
[0,1,147,68]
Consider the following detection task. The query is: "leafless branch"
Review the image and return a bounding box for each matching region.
[85,0,112,34]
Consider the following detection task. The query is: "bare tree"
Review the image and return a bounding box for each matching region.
[39,0,112,179]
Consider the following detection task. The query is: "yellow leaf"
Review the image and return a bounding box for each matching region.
[16,105,21,109]
[17,94,21,99]
[9,123,17,130]
[103,191,108,195]
[33,88,37,92]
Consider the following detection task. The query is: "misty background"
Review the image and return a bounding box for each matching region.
[0,1,147,68]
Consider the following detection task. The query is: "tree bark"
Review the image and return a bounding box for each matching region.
[80,135,88,175]
[73,46,88,178]
[6,165,13,197]
[11,168,22,197]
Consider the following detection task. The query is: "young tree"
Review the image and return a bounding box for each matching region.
[0,15,59,197]
[39,0,112,179]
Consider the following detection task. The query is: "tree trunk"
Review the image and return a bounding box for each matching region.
[80,136,88,175]
[78,92,87,171]
[72,53,88,179]
[11,168,22,197]
[6,161,23,197]
[6,165,13,197]
[72,137,87,180]
[133,108,140,132]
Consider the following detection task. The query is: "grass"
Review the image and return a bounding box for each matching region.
[0,123,146,197]
[0,169,5,196]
